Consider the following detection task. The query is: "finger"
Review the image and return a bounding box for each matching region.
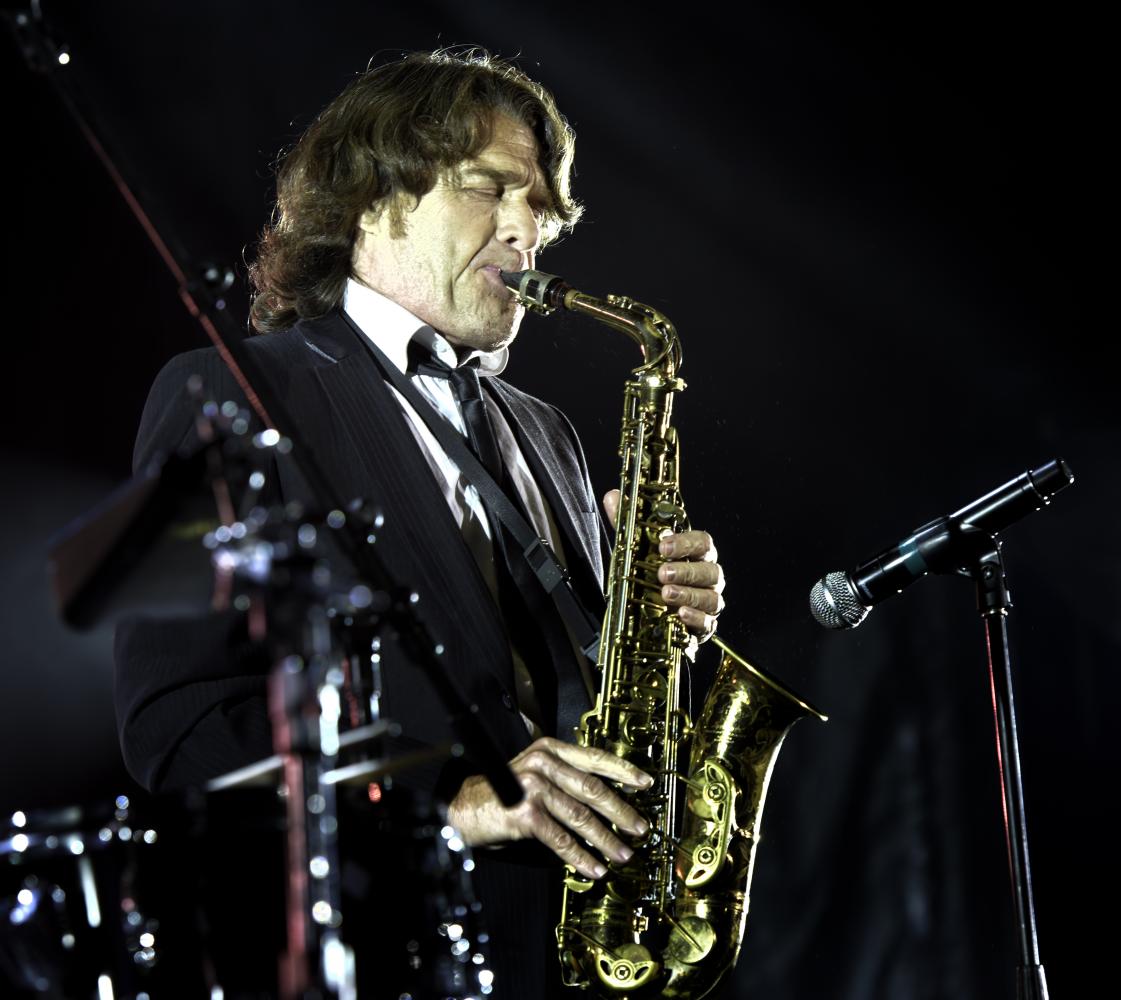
[512,760,645,868]
[602,489,621,531]
[546,739,654,790]
[675,605,718,637]
[658,560,725,591]
[547,759,650,838]
[517,743,650,835]
[661,583,725,616]
[537,781,638,865]
[659,530,717,562]
[530,807,610,879]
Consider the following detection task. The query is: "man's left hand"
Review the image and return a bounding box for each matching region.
[603,489,725,641]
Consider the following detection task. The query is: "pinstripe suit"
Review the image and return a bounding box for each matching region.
[115,308,606,997]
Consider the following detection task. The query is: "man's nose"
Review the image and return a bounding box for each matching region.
[496,197,540,254]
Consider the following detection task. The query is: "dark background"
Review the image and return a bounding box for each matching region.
[2,2,1114,998]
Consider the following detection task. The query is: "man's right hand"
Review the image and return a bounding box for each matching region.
[446,737,653,879]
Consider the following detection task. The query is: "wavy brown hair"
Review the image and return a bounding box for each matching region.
[248,49,581,332]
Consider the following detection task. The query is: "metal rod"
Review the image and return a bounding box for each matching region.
[974,545,1050,1000]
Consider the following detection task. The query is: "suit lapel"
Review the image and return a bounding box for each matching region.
[286,313,516,691]
[486,381,605,610]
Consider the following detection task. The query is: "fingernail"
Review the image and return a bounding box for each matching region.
[616,845,634,863]
[664,585,681,600]
[662,566,677,582]
[632,819,649,836]
[660,538,674,556]
[591,862,607,878]
[638,773,654,788]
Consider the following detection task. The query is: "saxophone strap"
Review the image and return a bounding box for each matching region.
[343,313,602,665]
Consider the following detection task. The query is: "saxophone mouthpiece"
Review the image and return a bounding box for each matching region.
[500,268,572,313]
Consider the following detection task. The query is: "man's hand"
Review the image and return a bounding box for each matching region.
[446,737,652,879]
[602,489,726,640]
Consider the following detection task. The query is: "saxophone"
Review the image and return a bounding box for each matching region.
[503,269,828,999]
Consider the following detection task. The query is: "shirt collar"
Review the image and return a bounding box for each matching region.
[343,278,509,376]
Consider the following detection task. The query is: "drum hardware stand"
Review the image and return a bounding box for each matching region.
[209,487,382,1000]
[44,394,486,998]
[268,610,355,1000]
[204,440,496,1000]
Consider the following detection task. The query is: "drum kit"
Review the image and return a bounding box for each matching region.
[3,397,498,999]
[1,786,491,999]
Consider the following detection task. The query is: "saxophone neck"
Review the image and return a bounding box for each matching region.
[500,268,682,376]
[567,291,681,376]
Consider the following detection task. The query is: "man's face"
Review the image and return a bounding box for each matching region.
[353,115,551,354]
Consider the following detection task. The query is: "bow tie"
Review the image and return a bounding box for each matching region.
[405,334,480,377]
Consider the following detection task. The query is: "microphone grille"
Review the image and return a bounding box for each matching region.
[809,572,869,630]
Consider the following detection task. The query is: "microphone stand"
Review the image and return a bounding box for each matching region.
[969,538,1050,1000]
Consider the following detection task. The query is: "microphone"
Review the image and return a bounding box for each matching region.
[809,458,1074,629]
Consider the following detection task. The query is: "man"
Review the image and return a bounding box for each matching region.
[116,49,725,997]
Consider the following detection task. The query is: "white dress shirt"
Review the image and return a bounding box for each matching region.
[343,278,581,733]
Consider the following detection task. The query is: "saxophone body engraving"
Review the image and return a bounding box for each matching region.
[503,270,827,999]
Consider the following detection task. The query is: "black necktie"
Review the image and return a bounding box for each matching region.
[409,342,589,739]
[415,356,504,483]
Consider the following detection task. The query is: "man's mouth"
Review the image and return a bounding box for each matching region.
[479,264,514,293]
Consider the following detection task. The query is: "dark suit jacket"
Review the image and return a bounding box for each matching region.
[114,309,607,998]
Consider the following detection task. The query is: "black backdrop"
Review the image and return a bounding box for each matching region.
[2,3,1115,998]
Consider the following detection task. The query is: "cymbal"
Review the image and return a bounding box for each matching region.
[48,449,216,629]
[204,719,451,791]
